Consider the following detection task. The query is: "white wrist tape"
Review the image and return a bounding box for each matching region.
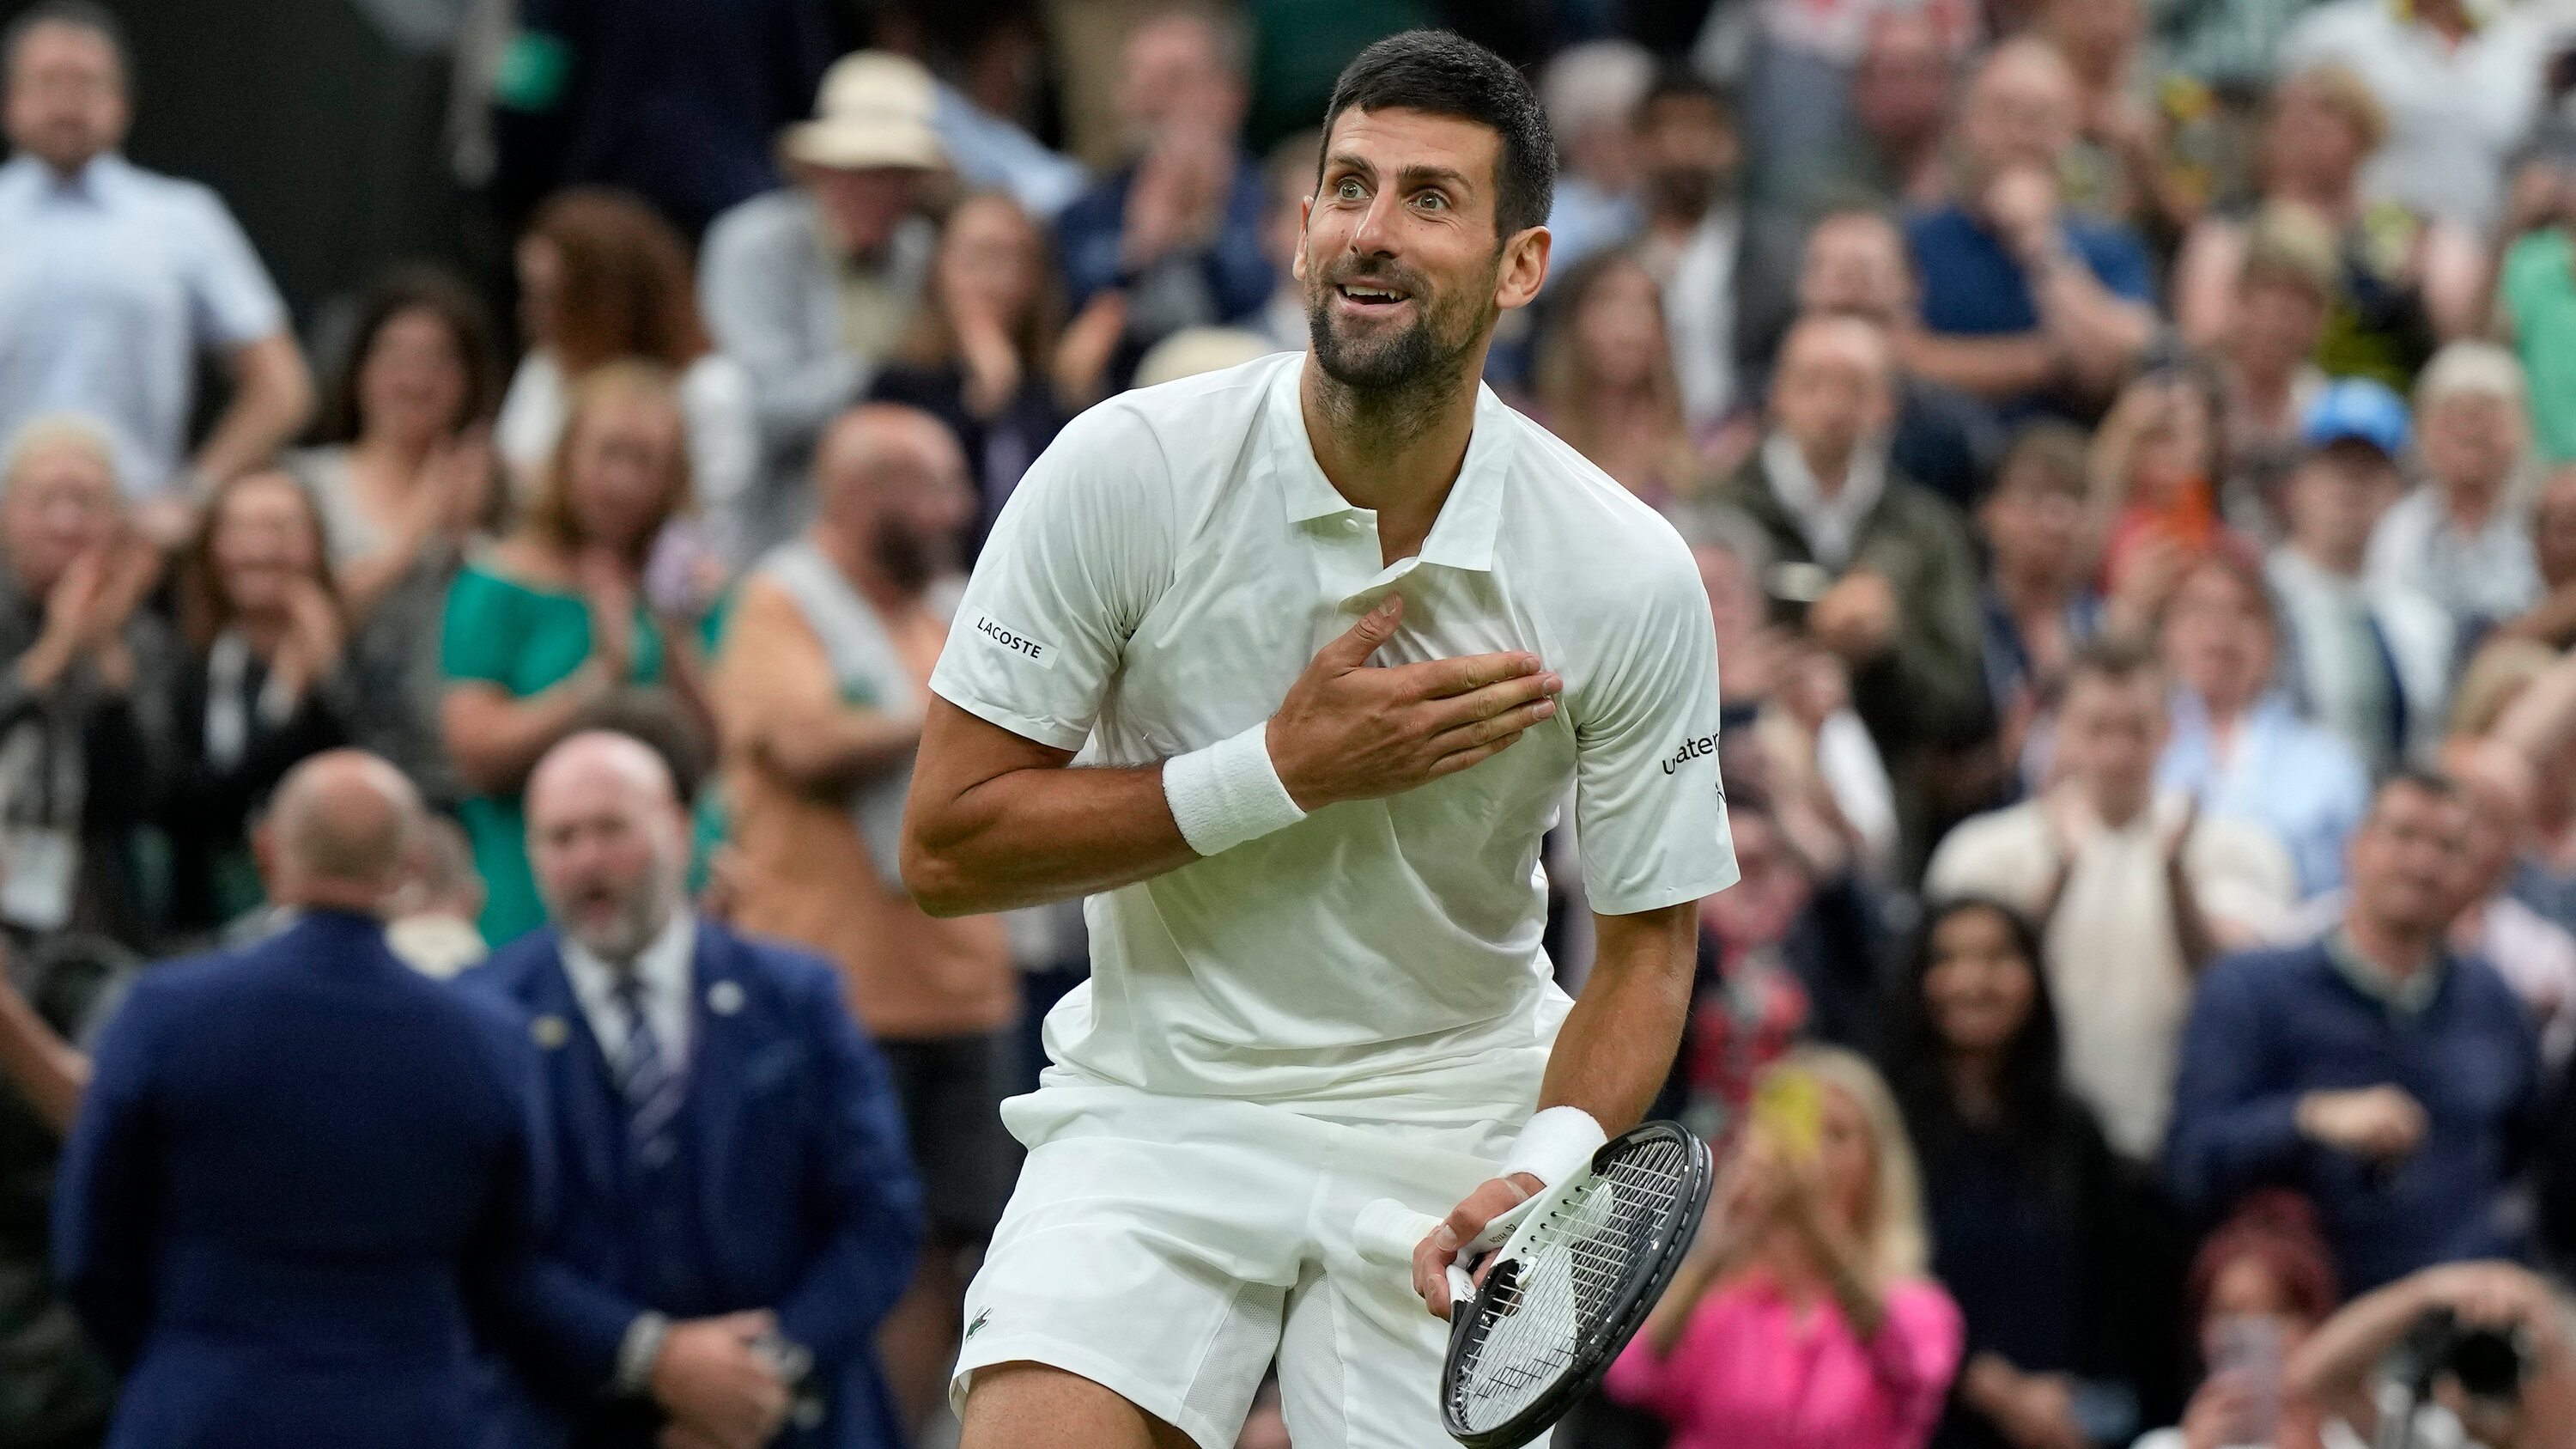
[1501,1106,1607,1189]
[1163,721,1308,857]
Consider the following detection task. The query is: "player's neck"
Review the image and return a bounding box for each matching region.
[1298,350,1483,567]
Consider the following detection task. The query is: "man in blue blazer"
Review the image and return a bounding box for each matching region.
[465,731,921,1449]
[54,751,545,1449]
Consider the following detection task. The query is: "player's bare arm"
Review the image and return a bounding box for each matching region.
[1412,901,1698,1315]
[902,593,1562,917]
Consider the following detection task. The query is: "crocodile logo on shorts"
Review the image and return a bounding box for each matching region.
[965,1308,990,1341]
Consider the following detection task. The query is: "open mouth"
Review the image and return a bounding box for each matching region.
[1335,282,1413,311]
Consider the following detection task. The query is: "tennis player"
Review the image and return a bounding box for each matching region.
[902,29,1735,1449]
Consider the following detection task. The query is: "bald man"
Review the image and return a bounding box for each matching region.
[1900,38,2156,417]
[54,750,544,1449]
[1702,314,1986,873]
[708,402,1011,1432]
[462,731,920,1449]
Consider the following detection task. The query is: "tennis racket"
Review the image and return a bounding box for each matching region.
[1352,1118,1713,1449]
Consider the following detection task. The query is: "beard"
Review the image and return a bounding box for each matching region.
[548,866,677,965]
[869,516,948,596]
[1304,255,1492,395]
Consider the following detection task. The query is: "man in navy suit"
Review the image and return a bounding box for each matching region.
[54,750,544,1449]
[465,731,921,1449]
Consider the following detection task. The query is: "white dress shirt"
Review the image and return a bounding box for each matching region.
[1761,431,1887,571]
[560,909,697,1073]
[0,153,288,495]
[1653,206,1740,430]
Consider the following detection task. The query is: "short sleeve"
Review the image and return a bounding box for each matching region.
[2078,223,2157,306]
[927,401,1175,752]
[1568,536,1738,916]
[179,186,288,350]
[441,569,519,685]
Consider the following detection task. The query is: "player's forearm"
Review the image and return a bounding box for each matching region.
[902,759,1197,916]
[1536,904,1698,1130]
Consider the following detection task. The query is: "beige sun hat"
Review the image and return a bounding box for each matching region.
[781,51,947,172]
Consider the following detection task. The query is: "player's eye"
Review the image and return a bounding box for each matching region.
[1414,190,1448,211]
[1334,177,1365,202]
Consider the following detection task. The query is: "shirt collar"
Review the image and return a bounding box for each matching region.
[3,150,125,204]
[2326,926,2443,1016]
[561,907,696,1038]
[1761,430,1886,570]
[1267,352,1511,572]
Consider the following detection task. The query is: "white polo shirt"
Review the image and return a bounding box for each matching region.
[930,352,1736,1125]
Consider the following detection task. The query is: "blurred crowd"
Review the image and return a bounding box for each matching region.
[9,0,2576,1444]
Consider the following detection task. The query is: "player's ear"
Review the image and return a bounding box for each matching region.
[1494,226,1550,312]
[1292,195,1314,283]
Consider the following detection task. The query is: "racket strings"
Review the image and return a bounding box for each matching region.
[1449,1140,1692,1429]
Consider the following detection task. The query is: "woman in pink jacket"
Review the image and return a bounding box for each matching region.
[1607,1046,1964,1449]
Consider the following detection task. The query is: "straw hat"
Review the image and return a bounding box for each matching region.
[781,52,946,173]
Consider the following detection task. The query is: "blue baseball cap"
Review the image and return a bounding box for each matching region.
[2300,378,2411,459]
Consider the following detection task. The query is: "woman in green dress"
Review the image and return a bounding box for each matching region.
[439,360,712,943]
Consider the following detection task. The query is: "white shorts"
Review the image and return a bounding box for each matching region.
[949,1081,1538,1449]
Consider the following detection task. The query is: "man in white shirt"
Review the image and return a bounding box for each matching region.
[0,2,312,522]
[903,32,1735,1449]
[1925,635,2295,1163]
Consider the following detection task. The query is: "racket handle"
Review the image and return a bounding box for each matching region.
[1352,1197,1446,1267]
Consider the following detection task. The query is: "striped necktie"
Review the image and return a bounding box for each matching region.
[611,971,685,1167]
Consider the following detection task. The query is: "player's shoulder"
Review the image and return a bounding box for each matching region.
[1025,351,1294,507]
[1488,400,1701,604]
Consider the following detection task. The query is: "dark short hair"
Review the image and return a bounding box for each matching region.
[1319,30,1556,238]
[3,0,128,88]
[1637,67,1731,126]
[2370,766,2459,816]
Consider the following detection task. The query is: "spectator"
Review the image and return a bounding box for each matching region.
[2265,384,2451,777]
[1737,0,1973,214]
[701,51,944,556]
[1977,423,2109,797]
[2441,746,2576,1069]
[2494,466,2576,649]
[2167,770,2542,1293]
[1801,9,1960,214]
[1607,1048,1963,1449]
[1686,507,1899,886]
[927,69,1090,226]
[2208,210,2336,529]
[1633,71,1804,436]
[1702,314,1987,874]
[2287,1262,2576,1449]
[1530,249,1700,506]
[2157,552,2372,900]
[289,268,501,810]
[1054,9,1273,372]
[2279,0,2560,230]
[867,193,1097,559]
[2172,65,2482,387]
[1878,896,2159,1449]
[487,0,834,239]
[440,362,713,947]
[161,470,355,941]
[1795,207,2006,511]
[710,405,1017,1430]
[2367,342,2541,648]
[0,416,171,947]
[2495,128,2576,466]
[2130,1191,2342,1449]
[463,732,921,1449]
[1536,40,1654,277]
[1927,636,2296,1165]
[500,189,758,566]
[1901,39,2158,419]
[2091,366,2239,610]
[0,1,313,530]
[55,751,542,1447]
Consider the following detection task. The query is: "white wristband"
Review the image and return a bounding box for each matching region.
[1501,1106,1607,1189]
[1163,721,1308,856]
